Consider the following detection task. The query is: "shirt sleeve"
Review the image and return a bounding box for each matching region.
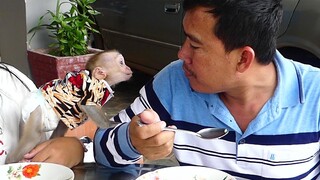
[93,85,152,167]
[94,123,142,167]
[93,61,178,167]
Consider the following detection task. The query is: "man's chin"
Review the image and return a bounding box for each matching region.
[188,80,200,91]
[189,81,212,93]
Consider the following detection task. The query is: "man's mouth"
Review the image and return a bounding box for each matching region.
[183,64,194,77]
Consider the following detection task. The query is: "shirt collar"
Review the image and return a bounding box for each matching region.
[102,79,114,98]
[273,50,301,108]
[194,50,303,121]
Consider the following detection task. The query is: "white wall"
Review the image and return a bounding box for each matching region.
[0,0,61,77]
[26,0,59,50]
[0,0,30,76]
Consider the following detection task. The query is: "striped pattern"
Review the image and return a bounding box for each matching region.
[94,51,320,179]
[40,70,113,129]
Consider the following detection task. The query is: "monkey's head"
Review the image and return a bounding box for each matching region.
[88,50,133,86]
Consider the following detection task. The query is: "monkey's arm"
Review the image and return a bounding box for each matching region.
[49,121,69,139]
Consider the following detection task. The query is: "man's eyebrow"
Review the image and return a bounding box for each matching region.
[184,31,202,44]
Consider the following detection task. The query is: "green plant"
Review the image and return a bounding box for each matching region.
[28,0,100,56]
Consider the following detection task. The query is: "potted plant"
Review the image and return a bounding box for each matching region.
[27,0,102,87]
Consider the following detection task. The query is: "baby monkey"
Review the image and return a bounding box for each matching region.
[5,49,132,164]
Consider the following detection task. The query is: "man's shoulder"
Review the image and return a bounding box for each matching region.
[276,51,320,83]
[291,61,320,83]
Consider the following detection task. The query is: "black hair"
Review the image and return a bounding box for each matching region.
[183,0,283,65]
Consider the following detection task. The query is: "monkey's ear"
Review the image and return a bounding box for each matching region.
[92,67,108,80]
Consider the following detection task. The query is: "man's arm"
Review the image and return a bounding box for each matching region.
[93,87,150,167]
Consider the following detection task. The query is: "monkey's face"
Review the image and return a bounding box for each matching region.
[103,52,133,86]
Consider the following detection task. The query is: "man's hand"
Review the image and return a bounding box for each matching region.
[22,137,85,168]
[129,109,175,160]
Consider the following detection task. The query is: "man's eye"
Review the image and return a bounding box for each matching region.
[190,44,199,49]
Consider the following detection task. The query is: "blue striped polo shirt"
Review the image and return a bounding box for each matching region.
[94,50,320,179]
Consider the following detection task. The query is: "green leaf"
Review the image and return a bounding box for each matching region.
[28,0,101,56]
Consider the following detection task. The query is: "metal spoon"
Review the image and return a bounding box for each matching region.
[137,120,229,140]
[163,126,228,139]
[138,96,229,139]
[81,105,229,139]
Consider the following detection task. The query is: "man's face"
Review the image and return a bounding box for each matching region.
[178,7,239,93]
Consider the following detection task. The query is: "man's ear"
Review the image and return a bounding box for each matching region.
[236,46,255,73]
[92,67,108,80]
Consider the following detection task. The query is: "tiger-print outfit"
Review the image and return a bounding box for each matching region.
[40,70,113,129]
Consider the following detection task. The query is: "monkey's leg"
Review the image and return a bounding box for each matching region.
[5,106,43,163]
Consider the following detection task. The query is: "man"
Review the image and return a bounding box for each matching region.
[0,62,84,167]
[94,0,320,179]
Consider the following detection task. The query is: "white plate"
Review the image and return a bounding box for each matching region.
[0,162,74,180]
[136,166,235,180]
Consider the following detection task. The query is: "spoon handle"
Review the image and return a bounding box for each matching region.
[163,127,201,137]
[137,120,202,138]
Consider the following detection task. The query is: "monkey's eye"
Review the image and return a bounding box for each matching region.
[119,60,124,65]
